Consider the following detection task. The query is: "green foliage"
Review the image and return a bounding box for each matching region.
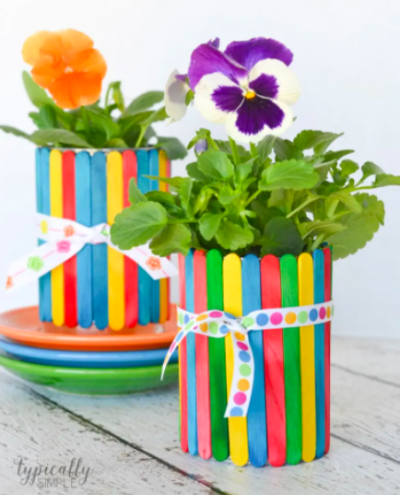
[0,73,186,160]
[109,128,400,259]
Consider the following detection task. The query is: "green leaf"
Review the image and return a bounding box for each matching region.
[259,159,320,191]
[219,186,241,205]
[329,191,362,213]
[150,224,191,256]
[298,220,347,238]
[22,71,54,108]
[260,217,303,257]
[0,125,30,141]
[360,161,384,182]
[144,107,168,124]
[322,149,354,164]
[273,138,303,161]
[146,176,186,192]
[293,130,343,154]
[215,220,253,250]
[179,178,193,214]
[145,191,182,216]
[108,81,125,111]
[234,158,256,185]
[156,137,187,160]
[214,140,249,157]
[326,193,385,259]
[105,138,128,148]
[373,173,400,188]
[110,202,168,250]
[37,105,58,129]
[197,151,234,179]
[339,160,359,177]
[84,107,120,141]
[186,162,210,182]
[129,178,147,204]
[199,212,225,240]
[30,129,91,148]
[257,136,276,162]
[123,91,164,117]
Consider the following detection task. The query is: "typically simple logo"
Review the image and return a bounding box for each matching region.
[14,458,94,488]
[56,240,71,253]
[5,276,13,290]
[40,220,48,234]
[64,225,75,237]
[27,256,44,272]
[146,256,162,271]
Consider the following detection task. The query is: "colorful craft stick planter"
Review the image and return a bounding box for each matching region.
[35,147,171,331]
[175,248,332,467]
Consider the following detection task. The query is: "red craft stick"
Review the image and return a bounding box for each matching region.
[194,250,211,459]
[178,254,188,452]
[323,247,332,453]
[261,255,286,466]
[62,151,77,328]
[123,151,138,328]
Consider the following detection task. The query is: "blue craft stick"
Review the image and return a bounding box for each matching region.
[136,150,151,325]
[242,254,267,467]
[91,151,108,330]
[36,148,52,321]
[148,149,160,323]
[185,249,198,456]
[76,152,93,328]
[313,249,326,458]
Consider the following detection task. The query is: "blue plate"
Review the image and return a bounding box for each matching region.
[0,338,177,368]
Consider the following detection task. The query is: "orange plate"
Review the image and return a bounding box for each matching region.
[0,305,178,351]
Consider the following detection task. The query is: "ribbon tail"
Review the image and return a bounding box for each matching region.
[161,329,184,380]
[6,241,83,292]
[224,331,254,418]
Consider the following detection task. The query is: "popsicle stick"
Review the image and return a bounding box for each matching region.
[159,150,169,324]
[149,149,160,323]
[123,150,138,328]
[136,150,151,325]
[223,253,248,466]
[61,151,77,328]
[36,148,52,321]
[298,252,316,462]
[313,249,326,458]
[107,151,125,331]
[75,152,93,328]
[280,254,302,465]
[206,249,229,462]
[193,250,211,459]
[261,255,286,467]
[242,254,267,467]
[49,149,64,327]
[91,151,108,330]
[185,250,198,455]
[323,247,332,454]
[178,254,188,452]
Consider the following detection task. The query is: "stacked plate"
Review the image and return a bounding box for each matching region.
[0,306,179,395]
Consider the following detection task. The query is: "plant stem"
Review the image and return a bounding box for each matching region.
[135,125,148,148]
[250,142,258,158]
[229,137,240,164]
[310,233,325,252]
[286,195,320,219]
[208,136,220,151]
[245,189,262,206]
[168,218,196,225]
[327,199,339,218]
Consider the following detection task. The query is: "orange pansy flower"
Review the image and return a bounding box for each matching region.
[22,29,107,109]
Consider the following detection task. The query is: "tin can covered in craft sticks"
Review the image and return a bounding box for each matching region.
[36,147,171,331]
[175,248,333,467]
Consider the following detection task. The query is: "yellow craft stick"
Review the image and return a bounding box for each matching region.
[223,253,249,466]
[298,253,316,462]
[49,149,64,327]
[107,151,125,330]
[158,149,168,323]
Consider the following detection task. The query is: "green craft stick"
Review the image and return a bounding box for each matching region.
[206,249,229,461]
[280,254,302,465]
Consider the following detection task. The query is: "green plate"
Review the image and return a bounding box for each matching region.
[0,354,178,395]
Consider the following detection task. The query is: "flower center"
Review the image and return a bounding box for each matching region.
[244,90,256,100]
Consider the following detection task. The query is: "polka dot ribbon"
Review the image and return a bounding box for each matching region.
[161,301,334,418]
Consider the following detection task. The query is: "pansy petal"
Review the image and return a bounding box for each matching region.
[208,38,220,49]
[22,31,52,65]
[225,99,293,143]
[188,43,247,90]
[48,72,102,109]
[249,74,279,99]
[66,48,107,77]
[194,73,242,123]
[31,57,66,88]
[224,38,293,71]
[57,29,94,52]
[164,69,189,122]
[249,59,300,105]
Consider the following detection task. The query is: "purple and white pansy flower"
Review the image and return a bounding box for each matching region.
[164,38,220,123]
[188,38,300,143]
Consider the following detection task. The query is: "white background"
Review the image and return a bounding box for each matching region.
[0,0,399,338]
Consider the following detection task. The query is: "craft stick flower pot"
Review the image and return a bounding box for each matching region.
[176,248,333,467]
[35,147,171,331]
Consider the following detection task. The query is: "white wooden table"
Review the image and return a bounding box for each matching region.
[0,337,399,495]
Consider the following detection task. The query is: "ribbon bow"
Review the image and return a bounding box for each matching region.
[162,301,334,418]
[6,214,177,291]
